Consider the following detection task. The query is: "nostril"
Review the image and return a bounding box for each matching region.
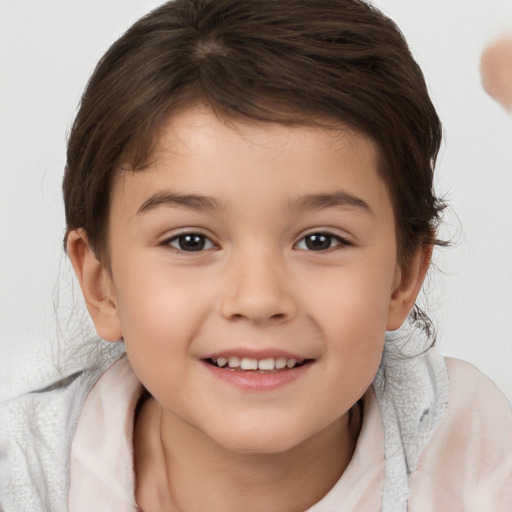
[220,284,298,324]
[229,312,287,323]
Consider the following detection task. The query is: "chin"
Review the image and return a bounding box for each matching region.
[223,438,302,456]
[206,422,312,456]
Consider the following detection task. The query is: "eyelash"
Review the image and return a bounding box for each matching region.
[162,231,351,253]
[294,232,351,251]
[164,232,217,252]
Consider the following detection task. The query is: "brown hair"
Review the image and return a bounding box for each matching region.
[63,0,444,269]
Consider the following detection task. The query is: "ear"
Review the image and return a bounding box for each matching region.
[67,229,123,342]
[386,244,433,331]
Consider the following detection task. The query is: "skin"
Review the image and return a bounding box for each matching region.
[68,105,430,512]
[481,33,512,113]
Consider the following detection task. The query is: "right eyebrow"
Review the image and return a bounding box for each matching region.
[287,190,374,216]
[137,191,223,214]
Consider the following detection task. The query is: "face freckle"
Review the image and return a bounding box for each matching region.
[104,104,414,455]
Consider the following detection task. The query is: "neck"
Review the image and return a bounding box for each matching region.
[134,397,361,512]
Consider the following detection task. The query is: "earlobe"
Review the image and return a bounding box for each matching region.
[66,229,123,342]
[386,244,433,331]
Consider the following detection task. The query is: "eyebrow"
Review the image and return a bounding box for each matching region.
[287,191,374,215]
[137,190,373,216]
[137,192,223,214]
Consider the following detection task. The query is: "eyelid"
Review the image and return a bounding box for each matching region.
[160,228,219,251]
[293,230,352,251]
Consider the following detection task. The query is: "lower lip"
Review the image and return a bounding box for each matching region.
[202,360,313,391]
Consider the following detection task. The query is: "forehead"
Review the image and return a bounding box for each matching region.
[152,106,374,166]
[111,104,392,222]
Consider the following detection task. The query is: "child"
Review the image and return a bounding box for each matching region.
[1,1,511,511]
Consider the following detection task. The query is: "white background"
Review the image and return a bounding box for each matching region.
[1,1,511,398]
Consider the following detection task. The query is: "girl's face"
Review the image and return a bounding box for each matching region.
[75,104,426,454]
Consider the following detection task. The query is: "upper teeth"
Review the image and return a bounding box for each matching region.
[214,356,299,370]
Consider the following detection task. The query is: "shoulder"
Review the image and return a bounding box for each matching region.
[0,345,126,512]
[440,357,511,432]
[441,358,511,449]
[0,365,107,512]
[408,357,512,511]
[445,356,510,406]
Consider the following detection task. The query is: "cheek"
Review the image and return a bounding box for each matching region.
[300,260,394,385]
[301,258,396,330]
[113,267,210,367]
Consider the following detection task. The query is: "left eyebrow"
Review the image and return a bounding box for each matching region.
[137,191,223,214]
[287,191,374,216]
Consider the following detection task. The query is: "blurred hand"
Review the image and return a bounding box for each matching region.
[480,33,512,113]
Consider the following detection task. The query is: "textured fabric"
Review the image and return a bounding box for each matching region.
[2,338,511,511]
[373,324,450,512]
[408,358,512,511]
[0,340,124,512]
[67,355,512,511]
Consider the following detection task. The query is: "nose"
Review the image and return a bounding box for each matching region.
[219,249,298,325]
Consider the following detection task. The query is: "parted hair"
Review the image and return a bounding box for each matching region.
[63,0,444,270]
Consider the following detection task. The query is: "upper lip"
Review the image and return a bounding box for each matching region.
[202,348,310,360]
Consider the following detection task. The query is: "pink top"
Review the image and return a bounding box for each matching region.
[69,356,512,511]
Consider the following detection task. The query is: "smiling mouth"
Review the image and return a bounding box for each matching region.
[204,356,312,373]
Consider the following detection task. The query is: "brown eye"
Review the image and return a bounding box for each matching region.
[295,233,348,251]
[168,233,215,252]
